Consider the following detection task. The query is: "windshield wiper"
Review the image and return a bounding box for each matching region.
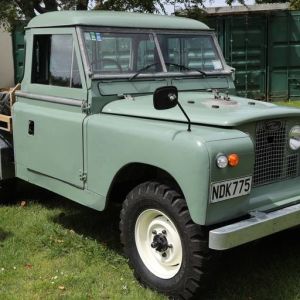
[129,62,207,81]
[129,63,161,81]
[164,62,207,76]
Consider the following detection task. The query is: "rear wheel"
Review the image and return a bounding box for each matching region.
[120,181,212,299]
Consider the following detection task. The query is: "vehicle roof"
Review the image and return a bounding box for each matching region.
[27,11,210,31]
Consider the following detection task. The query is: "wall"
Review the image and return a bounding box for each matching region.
[0,26,14,88]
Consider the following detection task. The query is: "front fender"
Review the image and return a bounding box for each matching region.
[85,113,248,225]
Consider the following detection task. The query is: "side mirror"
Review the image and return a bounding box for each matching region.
[153,86,178,110]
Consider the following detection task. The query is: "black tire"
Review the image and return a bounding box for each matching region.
[120,181,212,300]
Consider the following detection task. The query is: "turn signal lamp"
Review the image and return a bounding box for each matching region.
[228,153,239,167]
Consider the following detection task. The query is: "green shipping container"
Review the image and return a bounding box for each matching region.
[202,9,300,101]
[268,11,300,101]
[12,27,25,84]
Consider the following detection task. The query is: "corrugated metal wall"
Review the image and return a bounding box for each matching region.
[269,12,300,101]
[0,27,14,88]
[12,28,25,84]
[0,26,25,88]
[203,11,300,101]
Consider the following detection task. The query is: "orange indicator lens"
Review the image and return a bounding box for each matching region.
[228,153,239,167]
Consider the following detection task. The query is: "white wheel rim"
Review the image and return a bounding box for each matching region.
[134,209,183,279]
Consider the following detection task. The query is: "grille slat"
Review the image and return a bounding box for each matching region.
[253,120,299,186]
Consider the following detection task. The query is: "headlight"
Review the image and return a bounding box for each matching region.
[216,154,228,168]
[289,125,300,150]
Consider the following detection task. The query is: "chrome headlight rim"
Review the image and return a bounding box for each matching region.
[216,153,228,169]
[289,125,300,151]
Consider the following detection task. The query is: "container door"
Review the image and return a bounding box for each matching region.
[12,27,25,84]
[202,17,225,53]
[224,15,267,100]
[268,12,300,101]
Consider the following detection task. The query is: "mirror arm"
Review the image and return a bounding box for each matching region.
[177,101,191,132]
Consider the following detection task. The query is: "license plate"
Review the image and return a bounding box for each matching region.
[210,176,252,203]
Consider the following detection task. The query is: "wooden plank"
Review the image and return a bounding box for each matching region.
[9,83,21,107]
[0,83,21,109]
[0,84,21,133]
[0,88,10,92]
[0,114,12,133]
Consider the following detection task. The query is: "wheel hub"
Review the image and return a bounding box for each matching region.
[135,209,183,279]
[151,233,169,252]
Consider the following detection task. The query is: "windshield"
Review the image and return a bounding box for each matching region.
[157,34,222,72]
[83,29,223,77]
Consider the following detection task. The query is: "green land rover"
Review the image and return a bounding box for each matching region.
[0,10,299,299]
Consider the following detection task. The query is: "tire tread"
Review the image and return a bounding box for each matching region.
[120,181,215,300]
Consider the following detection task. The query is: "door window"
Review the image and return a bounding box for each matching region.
[31,34,82,88]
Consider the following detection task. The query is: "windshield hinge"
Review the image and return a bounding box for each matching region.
[81,100,91,114]
[124,94,134,101]
[79,170,87,182]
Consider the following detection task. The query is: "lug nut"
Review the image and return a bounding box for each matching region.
[152,230,157,235]
[168,244,173,249]
[162,230,167,235]
[162,252,167,257]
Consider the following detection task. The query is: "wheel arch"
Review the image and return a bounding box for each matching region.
[106,162,185,207]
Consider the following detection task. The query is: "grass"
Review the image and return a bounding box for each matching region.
[2,101,300,300]
[0,187,164,300]
[277,100,300,108]
[1,186,300,300]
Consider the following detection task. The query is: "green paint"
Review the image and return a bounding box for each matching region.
[11,11,300,230]
[102,92,300,127]
[26,11,210,31]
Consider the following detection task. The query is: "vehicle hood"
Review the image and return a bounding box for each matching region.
[102,92,300,127]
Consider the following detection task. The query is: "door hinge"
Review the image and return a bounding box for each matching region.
[79,170,87,182]
[81,100,91,114]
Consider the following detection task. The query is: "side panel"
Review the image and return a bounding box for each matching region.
[13,100,85,187]
[14,27,87,188]
[86,114,209,224]
[85,113,250,225]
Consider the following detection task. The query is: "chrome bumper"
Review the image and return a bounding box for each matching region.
[209,202,300,250]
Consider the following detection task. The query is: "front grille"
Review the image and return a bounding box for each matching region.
[253,120,299,186]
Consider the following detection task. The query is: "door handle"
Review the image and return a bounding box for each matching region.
[28,120,34,135]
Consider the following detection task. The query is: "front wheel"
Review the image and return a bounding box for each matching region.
[120,182,212,299]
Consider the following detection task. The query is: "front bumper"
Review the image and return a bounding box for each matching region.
[209,202,300,250]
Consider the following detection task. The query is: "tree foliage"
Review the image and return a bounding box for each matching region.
[1,0,298,32]
[289,0,300,9]
[0,0,88,30]
[0,0,210,30]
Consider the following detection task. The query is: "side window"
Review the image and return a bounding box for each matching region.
[31,34,82,88]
